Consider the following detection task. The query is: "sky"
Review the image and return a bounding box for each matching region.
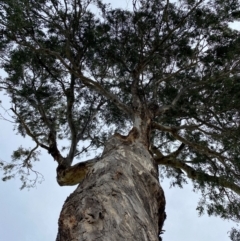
[0,0,239,240]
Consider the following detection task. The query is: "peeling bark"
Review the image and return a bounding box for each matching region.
[56,136,166,241]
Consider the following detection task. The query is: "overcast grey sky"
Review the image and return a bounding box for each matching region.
[0,1,239,240]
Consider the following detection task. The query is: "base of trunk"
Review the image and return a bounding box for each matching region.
[56,136,165,241]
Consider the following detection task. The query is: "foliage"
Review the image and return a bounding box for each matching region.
[1,0,240,236]
[229,228,240,241]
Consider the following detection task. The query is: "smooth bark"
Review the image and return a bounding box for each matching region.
[56,136,166,241]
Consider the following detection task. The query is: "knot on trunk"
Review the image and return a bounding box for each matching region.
[56,158,98,186]
[113,127,139,144]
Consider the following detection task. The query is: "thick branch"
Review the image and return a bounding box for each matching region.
[131,72,142,111]
[65,74,77,163]
[11,105,65,166]
[154,153,240,196]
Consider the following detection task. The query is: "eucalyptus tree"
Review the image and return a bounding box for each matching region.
[1,0,240,240]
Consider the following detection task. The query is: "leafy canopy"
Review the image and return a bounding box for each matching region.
[1,0,240,239]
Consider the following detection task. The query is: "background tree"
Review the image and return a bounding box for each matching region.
[1,0,240,240]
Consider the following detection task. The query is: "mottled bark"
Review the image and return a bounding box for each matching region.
[56,136,166,241]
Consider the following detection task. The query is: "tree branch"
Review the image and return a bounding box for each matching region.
[152,121,226,162]
[10,107,49,151]
[78,74,133,116]
[153,153,240,196]
[65,74,77,163]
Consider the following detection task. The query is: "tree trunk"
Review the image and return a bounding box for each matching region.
[56,136,166,241]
